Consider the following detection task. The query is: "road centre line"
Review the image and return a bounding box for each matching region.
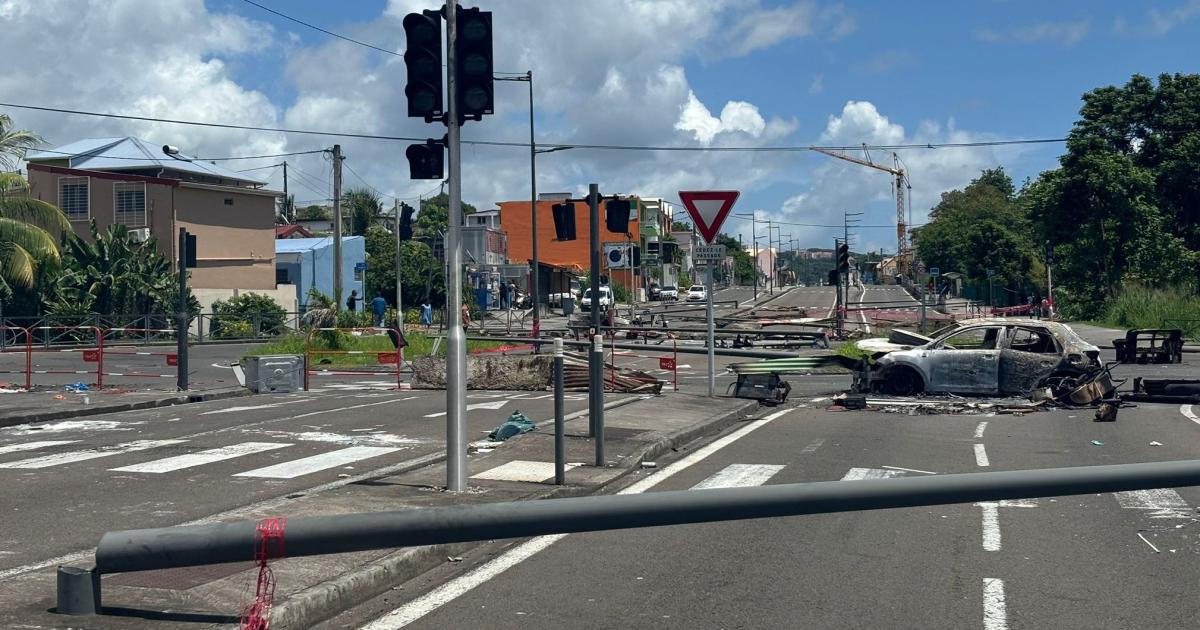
[974,421,988,438]
[360,407,795,629]
[800,438,826,453]
[982,578,1008,630]
[974,444,990,467]
[979,502,1002,551]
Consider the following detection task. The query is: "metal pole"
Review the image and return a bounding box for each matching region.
[750,218,757,301]
[1046,241,1055,319]
[766,219,773,294]
[332,144,344,310]
[395,200,403,331]
[91,459,1200,576]
[176,228,188,392]
[554,338,565,485]
[588,183,604,448]
[528,72,541,343]
[282,161,289,221]
[706,262,715,398]
[444,0,467,492]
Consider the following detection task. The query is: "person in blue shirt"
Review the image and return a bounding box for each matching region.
[371,292,387,327]
[420,301,433,327]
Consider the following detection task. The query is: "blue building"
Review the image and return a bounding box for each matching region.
[275,236,366,311]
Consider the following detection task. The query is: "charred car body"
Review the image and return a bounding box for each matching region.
[853,318,1105,398]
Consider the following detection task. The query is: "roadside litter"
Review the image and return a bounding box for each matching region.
[64,382,89,392]
[827,394,1045,415]
[487,411,535,442]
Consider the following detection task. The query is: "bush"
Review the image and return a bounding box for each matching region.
[216,319,253,339]
[1102,284,1200,332]
[211,293,287,338]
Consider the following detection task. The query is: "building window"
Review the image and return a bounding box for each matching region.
[113,182,147,227]
[276,267,291,284]
[58,176,89,221]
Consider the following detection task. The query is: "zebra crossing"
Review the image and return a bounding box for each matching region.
[0,437,411,480]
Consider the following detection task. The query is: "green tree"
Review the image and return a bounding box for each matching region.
[1025,73,1200,317]
[210,293,287,338]
[344,188,383,236]
[713,233,755,284]
[362,225,444,308]
[0,113,41,170]
[296,204,330,221]
[415,193,477,237]
[0,197,69,300]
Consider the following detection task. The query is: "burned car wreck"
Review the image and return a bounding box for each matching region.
[852,318,1109,399]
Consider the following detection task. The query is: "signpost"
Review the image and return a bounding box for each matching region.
[679,190,739,398]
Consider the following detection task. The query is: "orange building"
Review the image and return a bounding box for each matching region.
[498,199,643,288]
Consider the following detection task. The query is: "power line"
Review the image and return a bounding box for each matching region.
[0,102,1072,154]
[343,160,397,202]
[24,146,327,162]
[240,0,400,56]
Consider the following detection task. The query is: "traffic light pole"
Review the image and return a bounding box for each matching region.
[527,71,541,342]
[394,200,404,332]
[587,183,604,465]
[444,0,467,492]
[177,228,188,392]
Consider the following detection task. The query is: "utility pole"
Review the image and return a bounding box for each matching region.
[177,228,189,392]
[1046,240,1055,319]
[751,217,757,300]
[834,237,843,337]
[445,0,467,492]
[587,183,604,464]
[282,161,289,222]
[527,71,540,339]
[332,144,344,310]
[766,219,773,294]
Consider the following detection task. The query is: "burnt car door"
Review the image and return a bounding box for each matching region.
[926,326,1003,394]
[998,326,1062,395]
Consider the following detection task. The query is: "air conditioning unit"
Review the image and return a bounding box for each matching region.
[128,228,151,243]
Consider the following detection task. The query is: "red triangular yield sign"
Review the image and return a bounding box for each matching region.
[678,190,740,244]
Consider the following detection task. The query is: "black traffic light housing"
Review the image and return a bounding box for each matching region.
[454,7,493,123]
[406,140,445,180]
[632,245,641,268]
[184,233,197,268]
[828,269,839,286]
[403,10,443,121]
[552,202,577,241]
[837,243,850,273]
[398,203,415,241]
[605,199,632,235]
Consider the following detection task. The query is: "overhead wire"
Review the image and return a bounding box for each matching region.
[23,146,326,162]
[0,102,1071,153]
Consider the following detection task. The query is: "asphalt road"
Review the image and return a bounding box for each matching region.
[327,397,1200,630]
[0,388,601,581]
[0,342,260,391]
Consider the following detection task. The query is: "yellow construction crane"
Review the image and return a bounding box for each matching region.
[812,146,912,275]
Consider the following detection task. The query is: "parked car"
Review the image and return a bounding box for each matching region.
[686,285,707,302]
[580,286,614,312]
[648,282,662,301]
[855,318,1102,397]
[659,285,678,301]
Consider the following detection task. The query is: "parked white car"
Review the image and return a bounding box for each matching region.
[686,285,707,302]
[659,285,678,301]
[580,286,614,311]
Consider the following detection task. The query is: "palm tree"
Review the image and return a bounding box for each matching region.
[0,197,69,291]
[0,113,42,170]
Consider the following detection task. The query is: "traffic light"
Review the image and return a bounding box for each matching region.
[828,269,839,286]
[403,10,443,121]
[837,243,850,273]
[398,203,415,241]
[454,7,493,123]
[405,140,445,179]
[1045,240,1054,265]
[632,245,641,268]
[661,241,677,261]
[605,199,632,235]
[184,233,197,268]
[552,202,576,241]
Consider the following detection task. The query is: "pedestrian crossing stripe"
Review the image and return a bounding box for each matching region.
[0,439,187,469]
[234,446,401,479]
[110,442,291,473]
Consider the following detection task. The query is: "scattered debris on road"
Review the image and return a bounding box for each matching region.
[487,411,535,441]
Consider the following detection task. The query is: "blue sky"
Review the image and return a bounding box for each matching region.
[6,0,1199,252]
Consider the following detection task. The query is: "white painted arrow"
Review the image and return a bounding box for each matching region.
[423,400,509,418]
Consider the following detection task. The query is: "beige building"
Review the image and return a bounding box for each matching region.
[24,137,295,312]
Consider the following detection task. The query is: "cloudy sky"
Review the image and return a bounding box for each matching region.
[3,0,1198,252]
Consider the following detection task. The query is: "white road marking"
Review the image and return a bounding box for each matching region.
[0,440,76,456]
[800,438,826,454]
[982,578,1008,630]
[974,421,988,438]
[841,467,905,481]
[360,407,794,629]
[978,503,1002,551]
[1137,532,1161,553]
[1180,404,1200,426]
[691,464,784,490]
[423,400,509,418]
[198,401,305,415]
[974,444,990,467]
[471,460,580,483]
[881,465,936,475]
[234,446,400,479]
[0,440,187,469]
[1114,488,1191,518]
[110,442,291,473]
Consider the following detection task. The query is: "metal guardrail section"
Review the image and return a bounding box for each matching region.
[53,458,1200,616]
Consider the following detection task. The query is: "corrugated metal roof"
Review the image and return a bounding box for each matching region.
[275,236,361,253]
[26,137,267,185]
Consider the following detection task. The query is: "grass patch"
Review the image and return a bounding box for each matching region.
[835,341,872,362]
[244,330,509,367]
[1101,285,1200,340]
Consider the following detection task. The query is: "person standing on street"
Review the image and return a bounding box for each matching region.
[346,289,359,313]
[371,292,387,327]
[421,301,433,327]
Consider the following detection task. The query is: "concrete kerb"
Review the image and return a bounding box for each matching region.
[267,395,760,629]
[0,387,253,429]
